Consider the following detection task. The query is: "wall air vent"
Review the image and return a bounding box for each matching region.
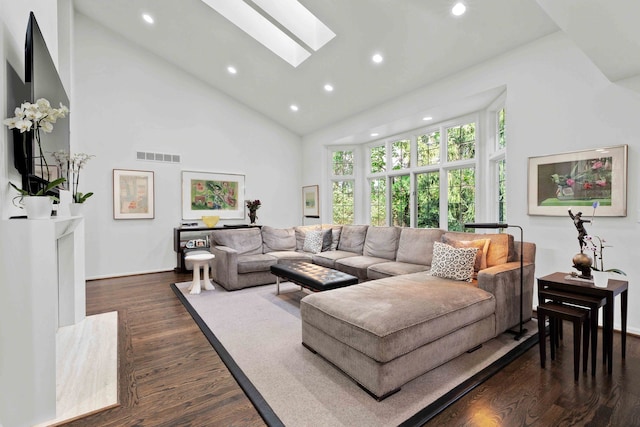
[136,151,181,163]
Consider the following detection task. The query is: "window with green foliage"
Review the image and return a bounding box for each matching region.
[370,178,386,226]
[447,168,475,231]
[416,171,440,228]
[370,145,386,173]
[332,150,353,175]
[497,108,506,149]
[391,139,410,170]
[417,131,440,166]
[331,150,354,224]
[332,181,354,224]
[447,123,475,162]
[391,175,410,227]
[498,159,506,223]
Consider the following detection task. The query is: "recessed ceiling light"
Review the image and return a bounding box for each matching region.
[372,53,383,64]
[370,133,379,137]
[227,66,237,74]
[452,2,466,16]
[142,13,154,24]
[423,116,433,121]
[324,84,334,92]
[290,104,299,112]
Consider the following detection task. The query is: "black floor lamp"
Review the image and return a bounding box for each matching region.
[464,223,527,341]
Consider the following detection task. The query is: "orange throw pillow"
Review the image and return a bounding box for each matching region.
[441,236,490,272]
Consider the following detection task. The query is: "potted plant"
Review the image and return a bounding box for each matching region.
[246,199,261,224]
[4,98,69,219]
[53,150,94,215]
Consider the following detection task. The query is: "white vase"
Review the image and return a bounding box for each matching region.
[69,203,85,217]
[23,196,53,220]
[592,271,610,288]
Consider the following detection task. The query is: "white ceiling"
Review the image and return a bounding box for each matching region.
[71,0,640,137]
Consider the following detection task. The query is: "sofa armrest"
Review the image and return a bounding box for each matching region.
[477,261,535,335]
[210,245,238,288]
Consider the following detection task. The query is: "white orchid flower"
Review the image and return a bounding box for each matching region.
[40,121,54,133]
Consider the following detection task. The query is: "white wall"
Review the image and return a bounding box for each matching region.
[303,32,640,334]
[73,13,302,278]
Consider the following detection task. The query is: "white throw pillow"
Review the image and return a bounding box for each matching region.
[430,241,478,282]
[303,230,324,254]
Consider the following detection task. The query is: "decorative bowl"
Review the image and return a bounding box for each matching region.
[202,216,220,228]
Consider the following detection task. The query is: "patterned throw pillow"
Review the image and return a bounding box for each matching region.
[430,241,478,282]
[303,230,324,254]
[441,236,490,272]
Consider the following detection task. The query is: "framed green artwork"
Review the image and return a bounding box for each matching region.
[181,171,245,219]
[528,145,627,216]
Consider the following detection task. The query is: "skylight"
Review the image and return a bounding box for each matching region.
[201,0,335,67]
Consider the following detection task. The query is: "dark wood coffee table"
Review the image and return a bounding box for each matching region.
[270,262,358,295]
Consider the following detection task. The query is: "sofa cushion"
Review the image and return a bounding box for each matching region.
[300,272,496,363]
[443,231,514,267]
[312,250,359,269]
[294,225,320,251]
[262,226,296,253]
[363,226,400,260]
[237,253,277,273]
[367,261,430,280]
[322,225,342,250]
[268,251,312,263]
[337,225,368,254]
[210,228,263,256]
[430,241,477,282]
[441,235,490,272]
[335,255,389,281]
[396,228,445,266]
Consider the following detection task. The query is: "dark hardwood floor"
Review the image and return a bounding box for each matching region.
[64,271,640,427]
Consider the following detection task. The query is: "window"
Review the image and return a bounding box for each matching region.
[416,171,439,228]
[391,139,410,170]
[417,131,440,166]
[391,175,410,226]
[447,168,475,231]
[370,178,386,226]
[330,150,354,224]
[447,123,475,162]
[370,145,386,173]
[329,103,506,230]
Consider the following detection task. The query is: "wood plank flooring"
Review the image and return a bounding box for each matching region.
[62,271,640,426]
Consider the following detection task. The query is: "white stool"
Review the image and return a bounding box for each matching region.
[185,252,215,295]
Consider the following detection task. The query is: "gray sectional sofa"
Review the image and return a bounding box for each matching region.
[209,223,536,398]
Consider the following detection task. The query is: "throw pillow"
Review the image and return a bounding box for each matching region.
[321,228,333,252]
[430,241,478,282]
[441,236,490,272]
[303,230,324,254]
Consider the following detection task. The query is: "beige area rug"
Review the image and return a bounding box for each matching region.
[173,281,537,427]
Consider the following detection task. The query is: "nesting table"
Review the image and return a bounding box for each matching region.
[537,272,628,374]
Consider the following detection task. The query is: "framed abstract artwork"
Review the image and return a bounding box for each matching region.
[528,145,627,216]
[182,171,245,219]
[302,185,319,218]
[113,169,155,219]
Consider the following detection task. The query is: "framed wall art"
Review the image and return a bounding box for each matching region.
[528,145,627,216]
[113,169,155,219]
[182,171,245,220]
[302,185,319,218]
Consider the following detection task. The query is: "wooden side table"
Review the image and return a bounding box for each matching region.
[537,272,628,374]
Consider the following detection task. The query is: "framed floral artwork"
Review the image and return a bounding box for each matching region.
[113,169,155,219]
[528,145,627,216]
[182,171,245,219]
[302,185,319,218]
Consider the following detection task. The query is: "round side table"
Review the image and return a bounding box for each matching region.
[185,252,215,295]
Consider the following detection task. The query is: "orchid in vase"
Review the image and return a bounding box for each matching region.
[53,151,95,203]
[583,201,626,276]
[3,98,69,205]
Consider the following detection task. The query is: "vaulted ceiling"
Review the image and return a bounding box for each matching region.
[72,0,640,136]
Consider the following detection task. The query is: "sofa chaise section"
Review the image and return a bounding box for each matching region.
[301,272,497,398]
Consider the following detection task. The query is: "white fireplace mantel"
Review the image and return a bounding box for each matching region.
[0,216,86,427]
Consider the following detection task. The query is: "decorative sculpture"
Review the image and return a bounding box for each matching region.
[568,209,592,279]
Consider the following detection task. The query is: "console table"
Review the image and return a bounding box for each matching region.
[537,272,628,374]
[173,225,259,272]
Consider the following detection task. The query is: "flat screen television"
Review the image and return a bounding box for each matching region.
[13,12,70,194]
